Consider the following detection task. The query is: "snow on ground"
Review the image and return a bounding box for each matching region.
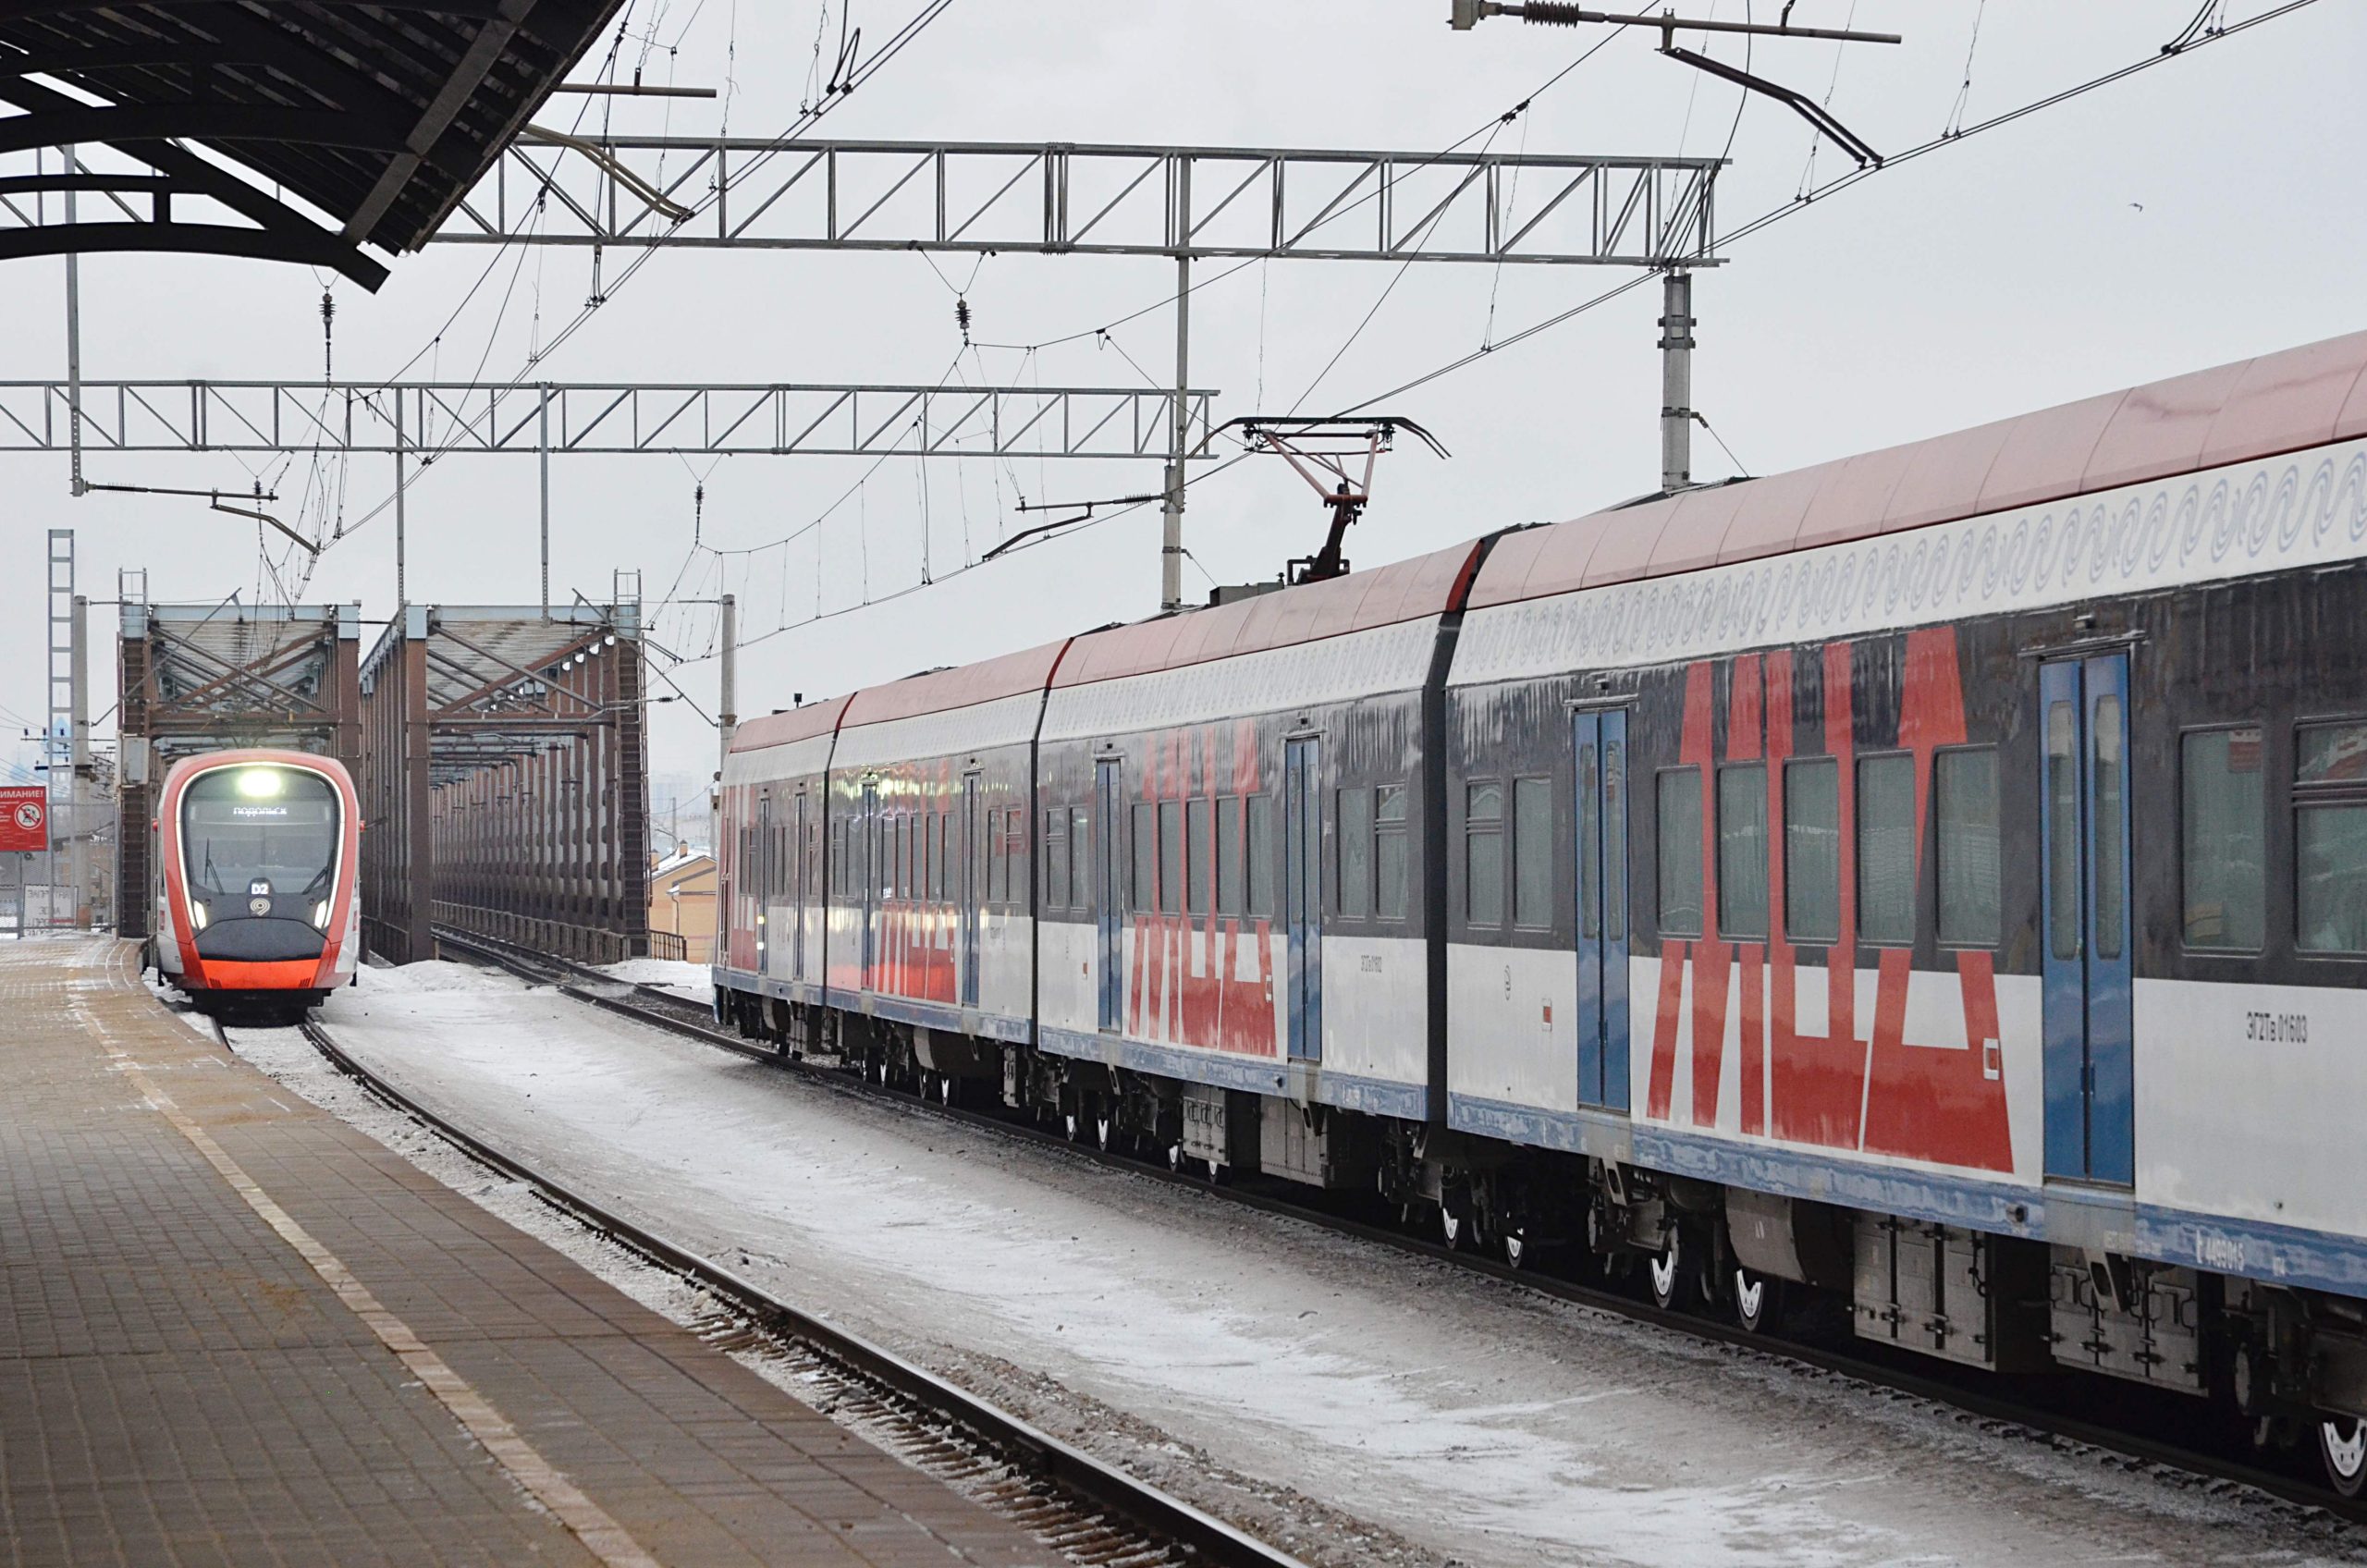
[595,956,713,1003]
[287,963,2367,1568]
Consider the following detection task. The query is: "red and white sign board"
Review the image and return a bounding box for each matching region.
[0,786,49,852]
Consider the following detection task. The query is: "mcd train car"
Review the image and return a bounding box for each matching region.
[715,329,2367,1491]
[151,749,361,1017]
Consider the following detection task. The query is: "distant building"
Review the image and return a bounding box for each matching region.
[647,844,715,962]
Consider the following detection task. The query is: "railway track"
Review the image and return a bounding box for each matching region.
[421,927,2367,1541]
[237,1001,1311,1568]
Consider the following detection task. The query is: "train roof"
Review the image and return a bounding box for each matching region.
[840,640,1073,728]
[728,694,853,754]
[1467,328,2367,611]
[1051,539,1486,689]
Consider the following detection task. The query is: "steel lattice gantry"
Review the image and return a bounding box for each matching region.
[361,599,646,966]
[116,589,362,938]
[0,379,1216,460]
[434,138,1724,267]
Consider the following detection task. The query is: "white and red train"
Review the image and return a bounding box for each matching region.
[149,749,362,1019]
[717,329,2367,1490]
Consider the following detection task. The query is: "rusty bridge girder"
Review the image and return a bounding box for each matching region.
[359,599,648,966]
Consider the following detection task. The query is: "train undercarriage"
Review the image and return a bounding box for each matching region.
[717,985,2367,1497]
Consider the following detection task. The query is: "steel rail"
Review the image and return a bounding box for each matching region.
[287,1000,1312,1568]
[427,926,2367,1536]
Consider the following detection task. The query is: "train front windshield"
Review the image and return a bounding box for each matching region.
[181,766,339,922]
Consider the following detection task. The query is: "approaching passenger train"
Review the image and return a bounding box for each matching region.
[149,749,362,1019]
[715,330,2367,1492]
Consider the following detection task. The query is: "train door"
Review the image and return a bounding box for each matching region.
[2040,653,2135,1186]
[791,791,810,983]
[756,791,774,976]
[1097,759,1124,1030]
[860,782,881,991]
[959,774,982,1008]
[1574,710,1631,1109]
[1284,736,1324,1062]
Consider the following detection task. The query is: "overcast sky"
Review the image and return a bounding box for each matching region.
[2,1,2359,808]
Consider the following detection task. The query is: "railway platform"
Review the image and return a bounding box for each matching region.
[0,934,1051,1568]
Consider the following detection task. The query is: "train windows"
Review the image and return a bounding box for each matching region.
[1466,781,1504,926]
[1133,802,1157,912]
[2296,721,2367,953]
[1513,777,1552,929]
[1187,799,1212,915]
[1043,810,1069,910]
[1071,806,1092,910]
[1338,787,1372,919]
[1376,785,1408,920]
[1247,794,1277,917]
[2182,728,2265,950]
[1159,800,1184,915]
[1717,765,1769,940]
[1857,754,1916,946]
[1935,748,2001,948]
[1657,768,1703,937]
[2046,704,2080,959]
[1005,808,1027,904]
[1784,758,1841,945]
[1217,796,1245,915]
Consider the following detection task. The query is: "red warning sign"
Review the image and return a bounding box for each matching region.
[0,786,48,852]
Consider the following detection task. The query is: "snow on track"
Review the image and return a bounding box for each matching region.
[288,962,2364,1568]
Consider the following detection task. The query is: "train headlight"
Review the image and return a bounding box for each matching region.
[312,900,331,929]
[190,900,210,930]
[235,767,284,799]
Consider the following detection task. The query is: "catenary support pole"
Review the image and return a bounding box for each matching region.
[538,382,551,618]
[64,145,83,498]
[717,593,737,778]
[1161,253,1191,614]
[68,593,88,927]
[1660,267,1695,494]
[394,401,408,604]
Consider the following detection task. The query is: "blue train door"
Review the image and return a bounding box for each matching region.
[959,775,981,1008]
[860,782,881,991]
[1097,759,1123,1030]
[2040,653,2135,1185]
[1574,710,1631,1109]
[1284,736,1324,1062]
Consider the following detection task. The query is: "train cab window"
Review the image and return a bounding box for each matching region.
[1657,767,1703,937]
[1936,748,2001,947]
[1338,787,1372,918]
[1159,800,1184,915]
[1217,797,1245,915]
[1043,810,1069,910]
[1070,806,1092,910]
[1133,802,1157,912]
[1857,753,1916,946]
[1247,794,1277,917]
[2296,721,2367,953]
[1507,777,1548,928]
[1376,785,1408,920]
[2181,727,2265,950]
[1717,765,1769,939]
[1784,758,1841,945]
[1466,781,1504,926]
[1186,799,1212,915]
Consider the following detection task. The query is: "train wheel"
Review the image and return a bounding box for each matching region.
[1167,1143,1185,1174]
[1502,1228,1530,1271]
[1733,1268,1779,1333]
[1095,1116,1115,1153]
[1649,1229,1695,1313]
[1440,1203,1472,1253]
[2320,1416,2367,1498]
[938,1073,959,1108]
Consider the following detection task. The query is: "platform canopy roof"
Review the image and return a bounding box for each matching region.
[0,0,627,288]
